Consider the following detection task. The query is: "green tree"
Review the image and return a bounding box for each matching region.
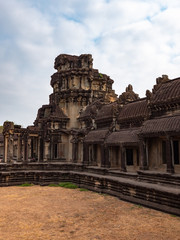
[0,126,3,133]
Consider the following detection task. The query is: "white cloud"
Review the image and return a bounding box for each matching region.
[0,0,180,126]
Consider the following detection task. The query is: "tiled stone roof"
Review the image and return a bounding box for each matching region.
[27,126,40,131]
[84,130,108,143]
[50,105,68,120]
[79,100,103,120]
[150,78,180,105]
[35,104,68,124]
[79,105,95,119]
[106,129,139,145]
[118,99,149,122]
[140,115,180,136]
[96,102,118,122]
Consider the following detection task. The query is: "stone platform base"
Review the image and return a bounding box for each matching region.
[0,162,180,216]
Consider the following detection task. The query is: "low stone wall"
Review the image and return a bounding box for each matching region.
[0,163,180,216]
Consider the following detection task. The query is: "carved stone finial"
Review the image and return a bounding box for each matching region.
[146,90,152,100]
[156,75,169,85]
[3,121,14,135]
[126,84,133,92]
[119,84,139,104]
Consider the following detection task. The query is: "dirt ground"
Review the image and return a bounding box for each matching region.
[0,186,179,240]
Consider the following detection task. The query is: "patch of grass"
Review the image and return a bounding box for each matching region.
[48,183,59,187]
[171,214,179,218]
[58,182,78,189]
[130,204,143,210]
[19,183,33,187]
[79,188,89,191]
[135,204,143,209]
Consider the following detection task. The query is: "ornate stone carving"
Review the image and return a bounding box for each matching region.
[146,90,152,100]
[118,84,139,104]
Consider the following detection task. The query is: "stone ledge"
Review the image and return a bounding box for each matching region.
[0,167,179,216]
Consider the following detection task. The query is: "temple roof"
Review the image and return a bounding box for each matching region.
[140,115,180,136]
[118,99,149,122]
[50,105,69,120]
[84,130,108,143]
[150,78,180,105]
[79,100,103,120]
[96,102,118,122]
[35,104,68,125]
[106,129,139,145]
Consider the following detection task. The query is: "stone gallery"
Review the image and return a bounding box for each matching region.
[0,54,180,215]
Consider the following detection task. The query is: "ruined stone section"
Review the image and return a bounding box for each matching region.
[50,54,117,129]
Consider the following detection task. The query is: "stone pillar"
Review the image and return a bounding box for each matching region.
[166,136,174,173]
[23,134,28,163]
[83,143,89,165]
[38,137,44,162]
[8,134,14,162]
[3,122,14,163]
[50,137,53,161]
[120,144,126,172]
[100,144,105,167]
[44,141,50,162]
[139,138,148,170]
[72,142,78,163]
[3,135,8,163]
[17,135,22,162]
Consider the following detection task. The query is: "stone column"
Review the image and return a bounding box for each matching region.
[3,135,8,163]
[8,134,14,162]
[166,136,174,173]
[139,138,148,170]
[120,144,127,172]
[44,141,50,162]
[72,142,78,163]
[100,144,105,167]
[50,137,53,161]
[17,135,22,162]
[23,134,28,163]
[38,137,44,162]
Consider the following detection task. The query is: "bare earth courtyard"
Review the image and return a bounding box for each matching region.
[0,186,179,240]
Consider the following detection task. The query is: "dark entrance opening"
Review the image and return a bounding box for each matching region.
[126,149,133,166]
[173,141,179,164]
[54,143,58,159]
[162,140,167,164]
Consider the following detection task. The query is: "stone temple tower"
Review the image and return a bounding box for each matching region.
[31,54,117,162]
[50,54,117,129]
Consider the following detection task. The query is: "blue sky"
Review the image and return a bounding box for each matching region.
[0,0,180,126]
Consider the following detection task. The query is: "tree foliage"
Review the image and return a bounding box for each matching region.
[0,126,3,133]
